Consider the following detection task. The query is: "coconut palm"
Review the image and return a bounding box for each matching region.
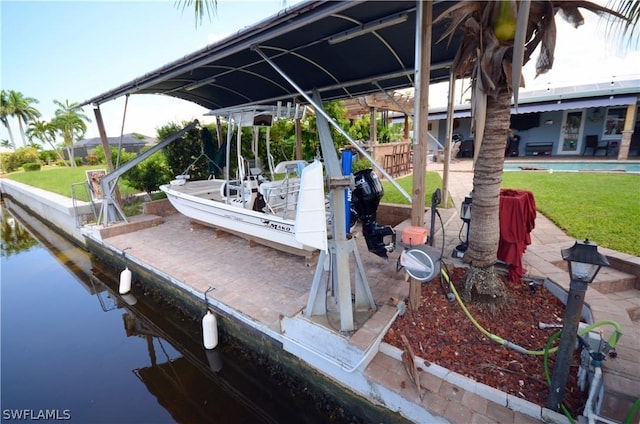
[435,1,628,308]
[27,120,67,165]
[2,90,41,148]
[51,99,91,168]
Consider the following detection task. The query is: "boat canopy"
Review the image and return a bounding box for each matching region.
[78,1,460,111]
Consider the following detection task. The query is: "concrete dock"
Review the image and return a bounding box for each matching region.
[1,159,637,423]
[80,159,639,423]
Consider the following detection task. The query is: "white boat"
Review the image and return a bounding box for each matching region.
[159,106,328,255]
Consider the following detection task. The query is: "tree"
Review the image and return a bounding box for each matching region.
[435,1,628,308]
[51,99,91,167]
[0,90,16,148]
[3,90,41,147]
[26,120,67,165]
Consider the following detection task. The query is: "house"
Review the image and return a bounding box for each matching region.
[427,78,640,159]
[67,133,155,161]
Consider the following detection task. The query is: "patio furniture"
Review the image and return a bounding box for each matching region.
[525,142,552,156]
[583,135,609,156]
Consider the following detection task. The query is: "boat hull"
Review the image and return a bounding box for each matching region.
[160,181,315,253]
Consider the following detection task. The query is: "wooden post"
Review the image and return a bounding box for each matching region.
[408,0,432,312]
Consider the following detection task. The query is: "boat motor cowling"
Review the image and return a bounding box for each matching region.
[351,169,396,258]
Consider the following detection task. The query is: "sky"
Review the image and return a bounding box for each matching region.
[1,0,639,145]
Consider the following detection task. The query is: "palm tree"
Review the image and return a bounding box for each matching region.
[435,1,628,308]
[4,90,41,147]
[0,90,17,148]
[51,99,91,168]
[27,120,67,165]
[1,139,14,150]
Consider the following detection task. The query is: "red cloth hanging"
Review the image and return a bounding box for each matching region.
[497,189,536,282]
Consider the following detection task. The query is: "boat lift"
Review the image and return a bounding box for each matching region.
[254,48,412,332]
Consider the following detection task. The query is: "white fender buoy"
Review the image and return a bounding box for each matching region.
[119,267,132,294]
[121,293,137,306]
[202,310,218,349]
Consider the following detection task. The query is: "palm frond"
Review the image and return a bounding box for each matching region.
[175,0,217,27]
[535,16,557,76]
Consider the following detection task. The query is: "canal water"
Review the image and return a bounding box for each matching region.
[0,199,369,424]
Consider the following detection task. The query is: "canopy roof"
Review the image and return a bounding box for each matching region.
[79,1,460,111]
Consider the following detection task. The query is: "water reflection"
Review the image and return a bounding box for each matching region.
[0,199,369,424]
[1,205,38,256]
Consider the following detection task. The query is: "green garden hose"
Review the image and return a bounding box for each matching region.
[440,267,631,423]
[440,268,623,356]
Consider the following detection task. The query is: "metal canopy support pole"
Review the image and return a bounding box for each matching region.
[97,120,199,227]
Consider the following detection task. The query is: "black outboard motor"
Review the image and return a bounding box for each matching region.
[350,169,396,258]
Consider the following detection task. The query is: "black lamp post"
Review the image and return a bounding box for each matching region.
[547,239,609,412]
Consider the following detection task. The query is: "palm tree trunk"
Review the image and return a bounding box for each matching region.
[17,118,27,147]
[463,87,511,307]
[4,122,16,148]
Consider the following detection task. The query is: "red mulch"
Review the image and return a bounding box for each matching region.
[383,266,587,417]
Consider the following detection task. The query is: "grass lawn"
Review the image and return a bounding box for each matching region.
[381,171,453,207]
[502,172,639,256]
[5,165,139,202]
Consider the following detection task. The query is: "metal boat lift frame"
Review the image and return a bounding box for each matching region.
[254,48,412,332]
[96,121,199,227]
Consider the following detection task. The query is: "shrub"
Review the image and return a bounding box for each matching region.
[351,158,372,174]
[55,159,70,167]
[22,162,42,172]
[74,157,83,167]
[122,148,172,194]
[14,147,40,167]
[92,146,135,168]
[39,150,57,164]
[0,153,20,173]
[160,122,211,180]
[86,153,100,165]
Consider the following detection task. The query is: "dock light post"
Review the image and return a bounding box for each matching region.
[547,239,609,412]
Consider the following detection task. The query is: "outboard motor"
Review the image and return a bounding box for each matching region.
[351,169,396,258]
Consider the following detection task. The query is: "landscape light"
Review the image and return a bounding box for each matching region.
[547,239,609,412]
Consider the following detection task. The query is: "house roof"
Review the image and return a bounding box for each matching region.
[427,79,640,120]
[78,1,461,111]
[75,133,155,148]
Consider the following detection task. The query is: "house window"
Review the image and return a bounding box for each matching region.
[603,107,626,138]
